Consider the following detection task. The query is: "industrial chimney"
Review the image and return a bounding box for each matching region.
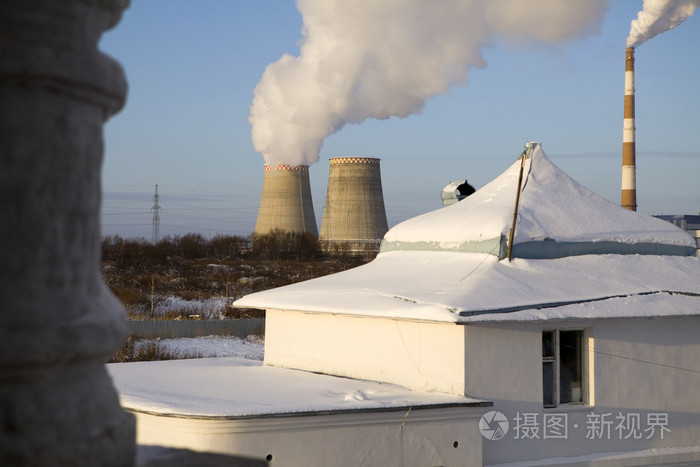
[621,47,637,211]
[254,165,318,236]
[319,157,388,256]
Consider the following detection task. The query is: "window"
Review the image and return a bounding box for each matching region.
[542,330,584,408]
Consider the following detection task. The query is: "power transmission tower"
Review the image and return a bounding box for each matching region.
[151,184,161,243]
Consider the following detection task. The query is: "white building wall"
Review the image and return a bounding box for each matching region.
[262,310,700,465]
[464,317,700,466]
[465,323,542,403]
[264,309,467,394]
[592,317,700,448]
[465,323,552,464]
[132,406,486,467]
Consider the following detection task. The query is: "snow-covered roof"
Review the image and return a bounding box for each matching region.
[234,144,700,323]
[108,358,486,418]
[383,143,695,258]
[234,250,700,323]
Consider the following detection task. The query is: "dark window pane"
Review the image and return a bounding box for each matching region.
[560,330,583,403]
[543,361,555,407]
[542,330,555,358]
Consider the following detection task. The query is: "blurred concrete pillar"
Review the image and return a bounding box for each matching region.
[0,0,135,465]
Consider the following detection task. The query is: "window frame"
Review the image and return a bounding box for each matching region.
[542,328,588,409]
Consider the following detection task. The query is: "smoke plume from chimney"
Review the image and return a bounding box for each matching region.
[249,0,611,168]
[627,0,699,48]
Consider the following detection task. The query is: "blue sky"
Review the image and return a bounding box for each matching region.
[100,0,699,239]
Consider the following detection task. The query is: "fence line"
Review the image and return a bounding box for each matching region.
[126,318,265,339]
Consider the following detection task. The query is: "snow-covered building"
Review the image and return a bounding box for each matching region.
[111,143,700,466]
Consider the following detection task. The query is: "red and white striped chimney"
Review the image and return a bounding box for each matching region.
[621,47,637,211]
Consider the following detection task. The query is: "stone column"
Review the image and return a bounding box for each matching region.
[0,1,135,465]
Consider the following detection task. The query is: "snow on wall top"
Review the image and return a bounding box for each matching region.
[108,358,485,417]
[459,292,700,323]
[381,144,695,258]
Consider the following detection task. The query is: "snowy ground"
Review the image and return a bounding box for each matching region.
[152,335,265,361]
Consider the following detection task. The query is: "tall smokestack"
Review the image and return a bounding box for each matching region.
[319,157,388,255]
[254,165,318,236]
[621,47,637,211]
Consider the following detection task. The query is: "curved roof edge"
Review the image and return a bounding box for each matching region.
[512,239,696,259]
[381,235,696,260]
[379,236,506,256]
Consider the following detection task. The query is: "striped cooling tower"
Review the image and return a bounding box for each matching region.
[254,165,318,236]
[622,47,637,211]
[319,157,388,256]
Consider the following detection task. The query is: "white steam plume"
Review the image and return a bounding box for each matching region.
[250,0,610,167]
[627,0,699,48]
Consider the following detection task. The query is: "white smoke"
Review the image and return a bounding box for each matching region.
[627,0,699,48]
[249,0,611,167]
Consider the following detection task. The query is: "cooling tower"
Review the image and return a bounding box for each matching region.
[254,165,318,236]
[319,157,388,255]
[621,47,637,211]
